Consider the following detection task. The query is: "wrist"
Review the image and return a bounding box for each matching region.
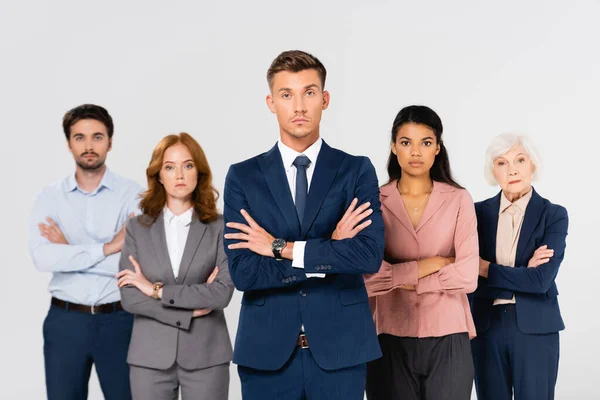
[103,243,112,256]
[281,242,294,260]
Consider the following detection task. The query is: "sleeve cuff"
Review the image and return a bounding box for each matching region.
[85,243,107,265]
[292,241,306,269]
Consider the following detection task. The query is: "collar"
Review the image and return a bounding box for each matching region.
[163,206,194,226]
[277,137,323,169]
[64,167,114,193]
[499,188,533,215]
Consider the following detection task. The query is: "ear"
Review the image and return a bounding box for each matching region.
[107,138,113,152]
[266,94,276,114]
[66,139,72,153]
[435,143,440,156]
[322,90,330,110]
[391,142,397,155]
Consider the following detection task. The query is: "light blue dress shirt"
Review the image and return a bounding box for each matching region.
[29,168,142,306]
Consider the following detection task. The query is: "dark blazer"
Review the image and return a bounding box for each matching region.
[119,213,235,370]
[223,141,385,371]
[471,188,568,334]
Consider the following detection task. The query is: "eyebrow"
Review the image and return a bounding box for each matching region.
[163,159,194,165]
[397,136,434,141]
[73,132,105,136]
[277,83,320,93]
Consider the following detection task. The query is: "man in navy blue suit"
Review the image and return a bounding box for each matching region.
[223,50,385,400]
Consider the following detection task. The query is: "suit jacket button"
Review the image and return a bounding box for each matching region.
[300,290,307,297]
[169,299,174,305]
[292,276,297,281]
[176,321,181,327]
[282,279,286,283]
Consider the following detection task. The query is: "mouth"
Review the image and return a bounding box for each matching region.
[292,118,308,124]
[508,180,521,184]
[175,184,186,187]
[408,161,424,167]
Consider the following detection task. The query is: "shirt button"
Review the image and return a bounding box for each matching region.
[300,290,307,297]
[169,299,174,305]
[176,321,181,327]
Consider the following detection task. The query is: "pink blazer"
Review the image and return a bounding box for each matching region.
[364,180,479,339]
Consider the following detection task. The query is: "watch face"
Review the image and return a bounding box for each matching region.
[272,238,285,250]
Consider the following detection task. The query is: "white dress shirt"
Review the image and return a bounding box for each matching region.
[164,206,193,279]
[277,138,325,278]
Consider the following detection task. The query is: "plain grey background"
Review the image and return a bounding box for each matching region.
[1,0,598,398]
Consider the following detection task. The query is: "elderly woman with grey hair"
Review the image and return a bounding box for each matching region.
[470,133,568,400]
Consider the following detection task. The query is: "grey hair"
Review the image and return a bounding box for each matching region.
[484,133,542,185]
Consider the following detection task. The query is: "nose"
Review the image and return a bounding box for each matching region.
[410,143,422,157]
[176,166,184,180]
[293,96,307,114]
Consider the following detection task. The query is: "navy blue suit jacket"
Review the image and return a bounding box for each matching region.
[471,188,568,334]
[223,141,384,371]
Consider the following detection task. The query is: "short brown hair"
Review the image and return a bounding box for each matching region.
[62,104,114,140]
[267,50,327,90]
[139,133,219,225]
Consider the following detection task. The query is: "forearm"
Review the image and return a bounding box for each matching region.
[120,286,193,329]
[30,242,106,273]
[161,280,234,310]
[364,259,419,297]
[228,252,308,291]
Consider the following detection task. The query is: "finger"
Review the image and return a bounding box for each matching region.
[340,198,359,224]
[207,267,219,283]
[115,270,133,279]
[240,209,261,230]
[118,277,134,287]
[39,223,50,232]
[351,219,372,234]
[226,222,252,234]
[536,245,548,252]
[129,255,141,273]
[537,258,550,265]
[46,217,57,227]
[351,208,373,225]
[224,233,251,241]
[351,202,371,218]
[227,243,250,250]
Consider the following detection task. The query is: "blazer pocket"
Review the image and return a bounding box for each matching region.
[339,286,369,306]
[241,292,266,306]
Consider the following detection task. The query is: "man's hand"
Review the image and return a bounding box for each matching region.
[225,209,277,257]
[39,218,68,244]
[191,266,220,318]
[332,198,373,240]
[104,213,134,256]
[115,255,153,297]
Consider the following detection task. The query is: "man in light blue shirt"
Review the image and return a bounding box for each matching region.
[29,104,142,400]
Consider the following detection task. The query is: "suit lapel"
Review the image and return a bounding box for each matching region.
[176,217,207,283]
[515,188,544,265]
[415,182,448,233]
[150,212,177,284]
[380,181,417,241]
[301,141,342,237]
[483,192,501,263]
[257,144,301,237]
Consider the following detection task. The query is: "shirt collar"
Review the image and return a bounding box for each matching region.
[64,167,114,194]
[164,206,194,226]
[499,188,533,215]
[277,137,323,169]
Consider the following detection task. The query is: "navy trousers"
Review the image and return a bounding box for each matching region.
[238,346,367,400]
[471,304,560,400]
[43,303,134,400]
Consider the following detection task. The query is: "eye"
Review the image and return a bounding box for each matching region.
[184,163,195,170]
[74,136,83,141]
[423,141,432,147]
[496,161,506,166]
[94,135,103,140]
[165,165,174,170]
[306,90,315,96]
[282,93,291,99]
[517,158,526,163]
[399,140,410,146]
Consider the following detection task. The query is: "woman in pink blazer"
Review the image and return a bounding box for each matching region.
[364,105,479,400]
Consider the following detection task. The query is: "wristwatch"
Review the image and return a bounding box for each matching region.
[271,238,287,260]
[152,282,164,299]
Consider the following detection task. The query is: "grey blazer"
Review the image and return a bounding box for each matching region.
[119,212,234,370]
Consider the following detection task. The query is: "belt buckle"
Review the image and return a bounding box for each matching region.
[299,333,309,349]
[90,305,96,315]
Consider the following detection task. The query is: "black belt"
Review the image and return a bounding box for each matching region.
[51,297,123,314]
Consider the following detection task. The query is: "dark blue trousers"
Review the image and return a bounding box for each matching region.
[43,304,134,400]
[471,304,560,400]
[238,346,367,400]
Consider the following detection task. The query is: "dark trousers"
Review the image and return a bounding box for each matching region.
[43,304,134,400]
[366,333,474,400]
[238,346,366,400]
[471,304,560,400]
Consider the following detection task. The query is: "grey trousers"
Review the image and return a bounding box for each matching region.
[129,362,229,400]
